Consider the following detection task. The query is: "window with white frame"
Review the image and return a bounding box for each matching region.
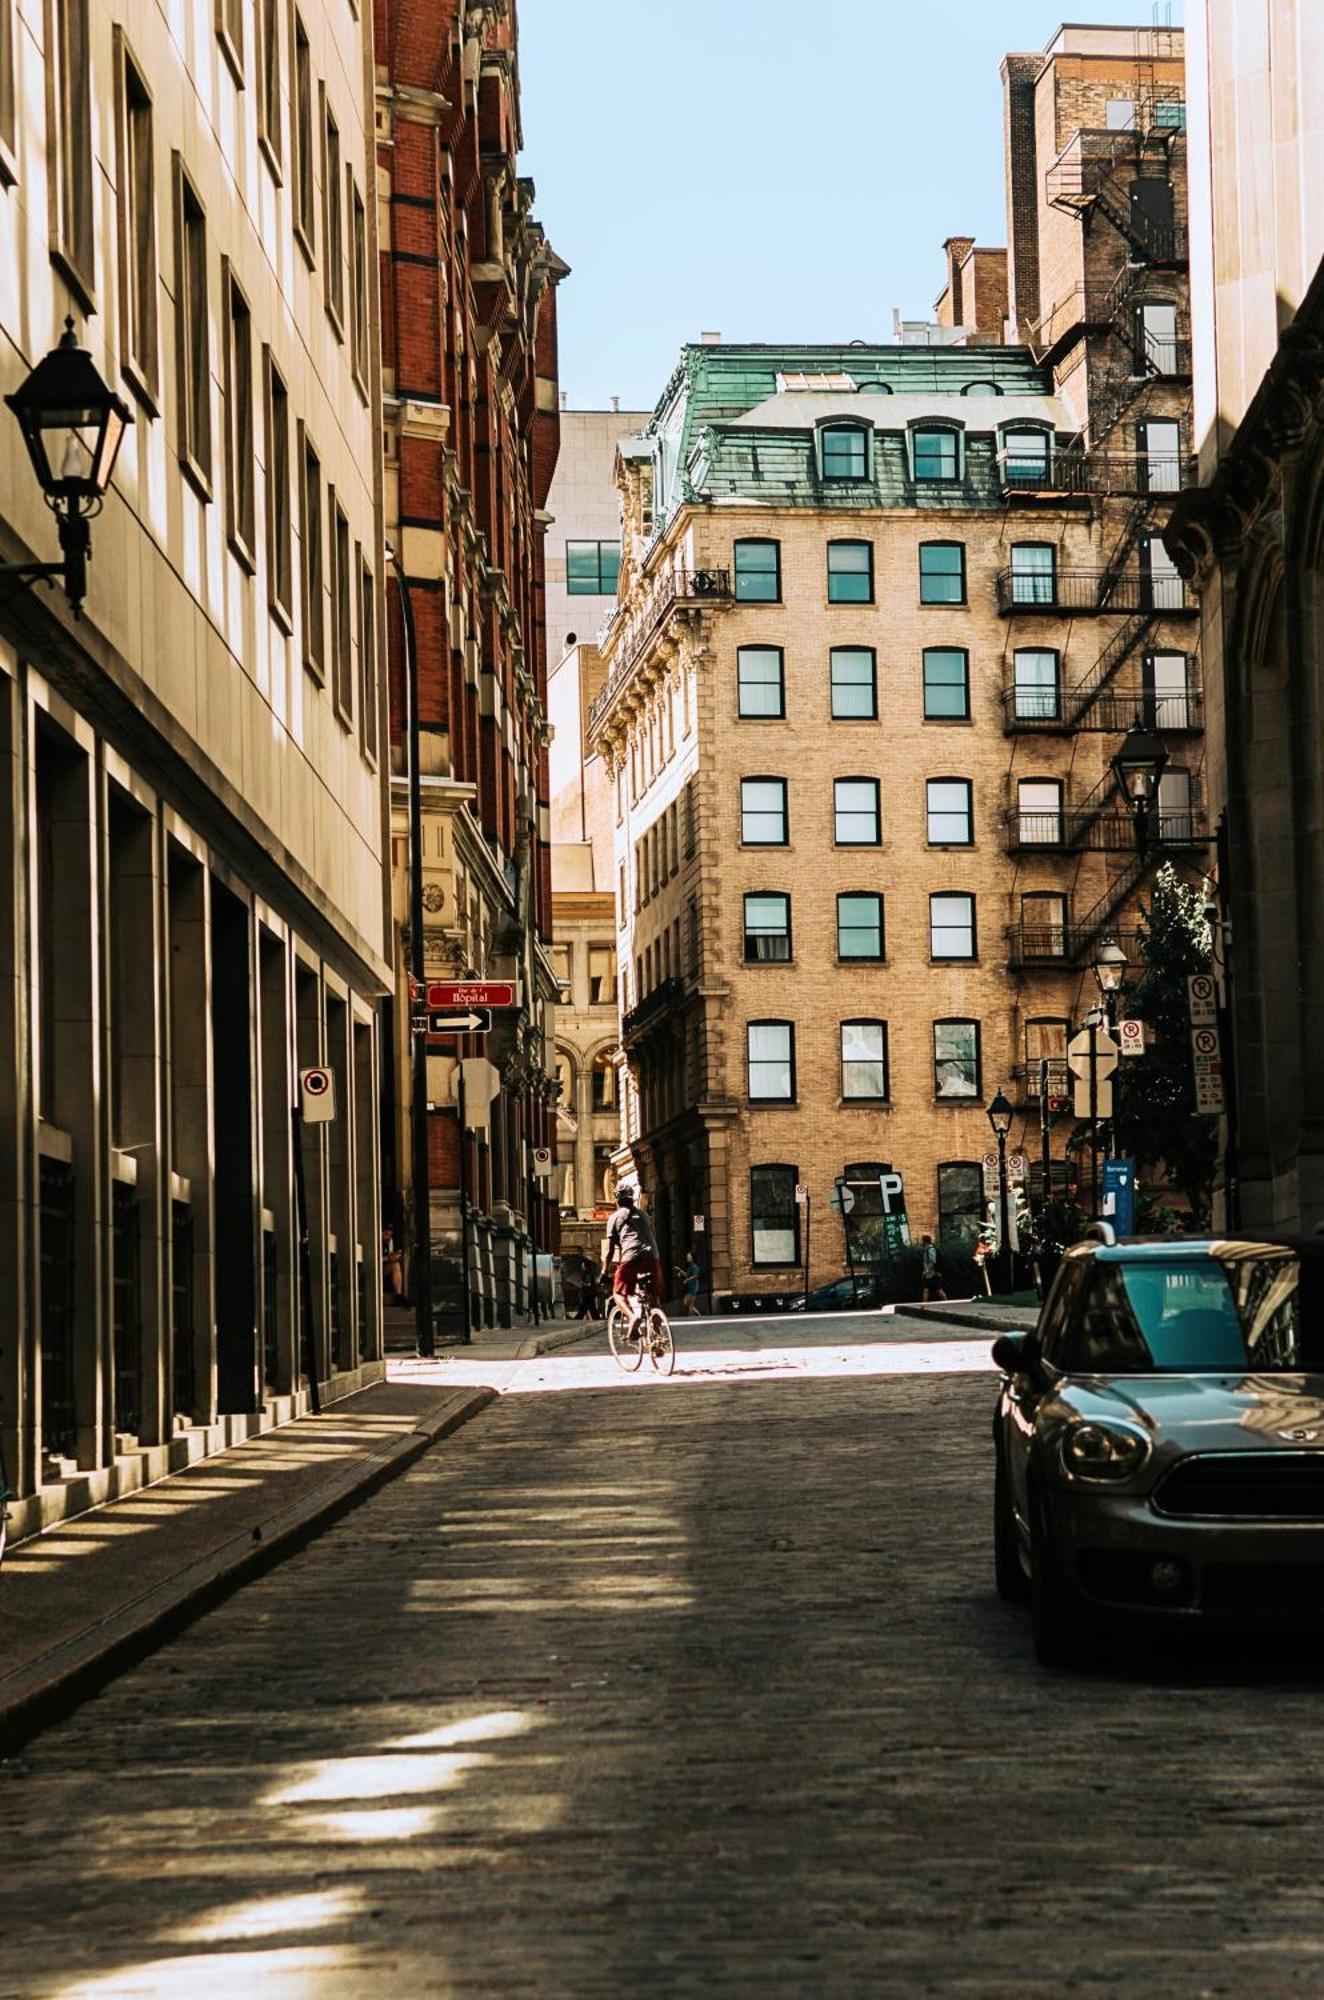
[930,893,975,959]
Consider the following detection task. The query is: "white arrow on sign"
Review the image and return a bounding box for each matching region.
[1067,1026,1120,1081]
[430,1011,490,1034]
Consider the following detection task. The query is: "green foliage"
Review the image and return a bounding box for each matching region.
[1112,865,1218,1228]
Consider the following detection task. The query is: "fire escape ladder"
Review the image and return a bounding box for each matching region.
[1064,610,1159,726]
[1067,768,1122,851]
[1070,855,1151,959]
[1097,497,1149,606]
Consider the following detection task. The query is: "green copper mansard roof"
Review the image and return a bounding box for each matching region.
[636,341,1070,522]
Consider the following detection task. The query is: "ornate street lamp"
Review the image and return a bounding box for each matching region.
[986,1088,1015,1297]
[1092,936,1128,1022]
[3,318,131,613]
[1111,719,1169,856]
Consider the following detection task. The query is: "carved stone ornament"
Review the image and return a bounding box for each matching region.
[422,883,445,913]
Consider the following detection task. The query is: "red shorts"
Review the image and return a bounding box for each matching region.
[613,1255,665,1300]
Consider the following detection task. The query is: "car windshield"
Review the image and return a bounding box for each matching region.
[1068,1248,1322,1373]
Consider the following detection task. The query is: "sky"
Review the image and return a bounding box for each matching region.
[518,0,1185,413]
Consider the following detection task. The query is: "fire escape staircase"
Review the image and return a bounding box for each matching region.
[1060,611,1160,729]
[1067,856,1152,963]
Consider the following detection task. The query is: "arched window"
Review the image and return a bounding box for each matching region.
[961,380,1003,396]
[751,1164,799,1266]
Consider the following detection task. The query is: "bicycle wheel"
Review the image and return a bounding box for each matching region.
[647,1308,675,1377]
[607,1302,643,1372]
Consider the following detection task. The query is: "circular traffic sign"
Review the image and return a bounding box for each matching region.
[303,1068,331,1095]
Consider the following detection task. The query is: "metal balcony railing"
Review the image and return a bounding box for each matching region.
[589,568,731,736]
[998,450,1197,501]
[1001,682,1204,735]
[622,976,684,1040]
[1004,805,1209,855]
[1007,925,1144,970]
[995,567,1192,616]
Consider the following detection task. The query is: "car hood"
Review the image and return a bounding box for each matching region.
[1063,1373,1324,1451]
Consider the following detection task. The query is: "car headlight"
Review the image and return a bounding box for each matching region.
[1061,1421,1151,1482]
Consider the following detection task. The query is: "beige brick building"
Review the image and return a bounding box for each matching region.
[0,0,389,1534]
[588,26,1207,1308]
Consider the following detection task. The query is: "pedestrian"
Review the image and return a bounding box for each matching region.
[382,1229,405,1305]
[573,1256,600,1321]
[676,1251,702,1317]
[920,1232,947,1302]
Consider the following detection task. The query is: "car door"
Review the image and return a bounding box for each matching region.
[1003,1261,1082,1527]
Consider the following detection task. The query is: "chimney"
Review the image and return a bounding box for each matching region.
[611,394,620,413]
[559,389,567,411]
[699,330,721,345]
[1002,54,1042,333]
[942,236,976,327]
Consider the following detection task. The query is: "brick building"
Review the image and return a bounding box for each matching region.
[0,0,389,1537]
[375,0,566,1329]
[588,26,1207,1308]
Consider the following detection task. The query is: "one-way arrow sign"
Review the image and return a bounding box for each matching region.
[428,1008,492,1036]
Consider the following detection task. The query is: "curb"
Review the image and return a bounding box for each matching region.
[0,1385,497,1756]
[884,1302,1039,1336]
[518,1323,595,1359]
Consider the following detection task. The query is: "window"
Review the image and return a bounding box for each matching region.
[115,38,158,402]
[292,13,315,260]
[216,0,244,83]
[1013,648,1060,722]
[830,648,876,720]
[1141,532,1184,610]
[837,892,883,960]
[1157,768,1195,843]
[331,498,352,723]
[299,426,324,681]
[1010,543,1055,606]
[1144,651,1190,730]
[566,540,621,595]
[737,646,784,719]
[827,541,873,604]
[591,1052,617,1112]
[359,552,378,762]
[927,778,973,846]
[257,0,281,173]
[1106,98,1135,130]
[748,1022,794,1102]
[1138,414,1181,491]
[350,178,369,393]
[744,893,791,963]
[913,428,959,481]
[1020,892,1068,959]
[751,1165,799,1266]
[961,380,1002,396]
[834,777,880,845]
[1001,428,1049,486]
[923,647,969,720]
[223,265,255,567]
[934,1021,981,1100]
[0,0,15,182]
[1155,99,1186,131]
[740,777,787,845]
[821,424,867,480]
[588,945,616,1005]
[264,352,293,627]
[937,1162,983,1248]
[930,893,975,960]
[919,542,965,605]
[1025,1019,1068,1098]
[734,539,780,603]
[841,1021,888,1101]
[1017,778,1063,846]
[174,161,211,491]
[323,92,344,332]
[1138,305,1179,378]
[52,0,95,298]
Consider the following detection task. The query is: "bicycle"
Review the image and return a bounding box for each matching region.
[606,1269,676,1377]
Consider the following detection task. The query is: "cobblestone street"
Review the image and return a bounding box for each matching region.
[3,1318,1324,1997]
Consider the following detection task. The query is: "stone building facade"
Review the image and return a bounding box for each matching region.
[1165,0,1324,1232]
[375,0,565,1329]
[0,0,389,1537]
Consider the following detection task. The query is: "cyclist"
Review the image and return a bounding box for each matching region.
[602,1183,665,1331]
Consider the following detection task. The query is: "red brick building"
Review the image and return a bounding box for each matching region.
[374,0,566,1328]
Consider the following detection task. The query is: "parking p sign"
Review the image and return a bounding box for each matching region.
[299,1066,337,1124]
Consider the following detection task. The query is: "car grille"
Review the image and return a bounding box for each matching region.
[1154,1453,1324,1520]
[1202,1564,1324,1613]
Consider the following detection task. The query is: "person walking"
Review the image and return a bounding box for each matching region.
[676,1251,702,1317]
[573,1255,600,1321]
[920,1233,947,1302]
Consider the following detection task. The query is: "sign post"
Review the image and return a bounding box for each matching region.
[796,1183,810,1303]
[1068,1023,1120,1218]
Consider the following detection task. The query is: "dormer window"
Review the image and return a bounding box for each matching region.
[1000,426,1051,489]
[820,423,868,481]
[912,427,960,482]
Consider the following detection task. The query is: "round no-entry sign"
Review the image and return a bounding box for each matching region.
[300,1066,337,1123]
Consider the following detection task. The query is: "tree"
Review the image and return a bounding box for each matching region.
[1112,864,1218,1228]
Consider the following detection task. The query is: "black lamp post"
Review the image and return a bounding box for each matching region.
[4,318,131,612]
[987,1088,1015,1296]
[1092,936,1128,1027]
[1111,719,1169,856]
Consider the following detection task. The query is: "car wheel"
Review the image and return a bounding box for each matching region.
[1029,1488,1087,1671]
[994,1444,1028,1603]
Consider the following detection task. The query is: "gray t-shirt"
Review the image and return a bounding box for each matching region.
[607,1204,658,1263]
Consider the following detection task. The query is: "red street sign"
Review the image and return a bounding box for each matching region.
[425,981,515,1010]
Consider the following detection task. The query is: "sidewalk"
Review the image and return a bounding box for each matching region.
[0,1375,500,1754]
[883,1298,1041,1336]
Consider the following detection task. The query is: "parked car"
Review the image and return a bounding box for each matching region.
[991,1235,1324,1667]
[790,1275,884,1313]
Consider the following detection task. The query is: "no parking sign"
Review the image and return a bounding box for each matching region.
[299,1066,337,1123]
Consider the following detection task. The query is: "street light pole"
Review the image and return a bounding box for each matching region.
[386,541,434,1359]
[987,1090,1015,1297]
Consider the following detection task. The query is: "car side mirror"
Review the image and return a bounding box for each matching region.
[992,1330,1045,1381]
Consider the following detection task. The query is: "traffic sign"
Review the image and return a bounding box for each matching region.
[1067,1026,1119,1081]
[428,1008,492,1036]
[1191,1025,1221,1066]
[1074,1075,1114,1120]
[1187,973,1217,1027]
[531,1146,554,1177]
[299,1066,337,1123]
[426,980,515,1010]
[1118,1018,1145,1058]
[795,1182,810,1205]
[1195,1073,1225,1114]
[1007,1152,1029,1185]
[829,1183,856,1215]
[982,1151,1000,1197]
[693,1214,706,1233]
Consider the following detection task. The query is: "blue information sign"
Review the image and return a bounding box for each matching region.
[1101,1158,1136,1237]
